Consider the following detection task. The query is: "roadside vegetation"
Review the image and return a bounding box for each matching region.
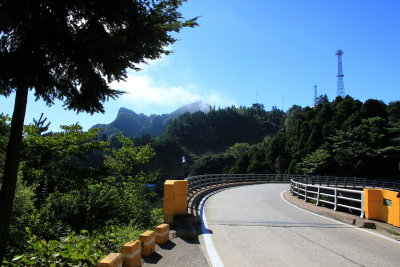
[0,116,163,265]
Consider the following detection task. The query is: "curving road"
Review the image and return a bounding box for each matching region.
[201,184,400,267]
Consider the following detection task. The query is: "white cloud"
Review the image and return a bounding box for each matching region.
[110,48,235,110]
[110,73,233,109]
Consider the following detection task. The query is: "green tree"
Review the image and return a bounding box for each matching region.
[0,0,197,260]
[226,143,251,159]
[360,99,388,119]
[387,101,400,122]
[32,113,51,135]
[297,148,332,175]
[21,123,108,200]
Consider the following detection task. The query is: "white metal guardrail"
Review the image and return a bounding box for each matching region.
[291,178,365,217]
[184,174,400,218]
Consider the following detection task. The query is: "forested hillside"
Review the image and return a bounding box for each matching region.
[186,97,400,179]
[144,104,286,178]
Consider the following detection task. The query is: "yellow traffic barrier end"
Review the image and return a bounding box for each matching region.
[97,253,123,267]
[155,223,170,245]
[174,194,188,215]
[364,188,400,227]
[164,180,175,200]
[163,180,189,224]
[121,240,141,267]
[140,230,155,256]
[174,180,188,195]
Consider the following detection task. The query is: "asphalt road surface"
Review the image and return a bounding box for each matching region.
[202,184,400,267]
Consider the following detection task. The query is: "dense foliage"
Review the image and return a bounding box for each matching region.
[159,104,284,154]
[0,121,163,265]
[136,104,285,178]
[185,97,400,179]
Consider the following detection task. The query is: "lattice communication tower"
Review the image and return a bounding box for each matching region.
[336,49,345,97]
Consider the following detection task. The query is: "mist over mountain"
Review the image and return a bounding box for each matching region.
[91,100,211,138]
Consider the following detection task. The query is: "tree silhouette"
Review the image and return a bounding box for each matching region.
[32,113,51,135]
[0,0,197,261]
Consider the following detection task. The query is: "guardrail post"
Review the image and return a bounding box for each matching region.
[334,188,338,211]
[316,187,320,206]
[304,185,308,202]
[360,191,364,218]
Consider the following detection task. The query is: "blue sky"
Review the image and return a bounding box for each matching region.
[1,0,399,131]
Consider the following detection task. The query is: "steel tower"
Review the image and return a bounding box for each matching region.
[336,49,345,97]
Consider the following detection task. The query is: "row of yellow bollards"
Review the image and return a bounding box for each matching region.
[97,223,170,267]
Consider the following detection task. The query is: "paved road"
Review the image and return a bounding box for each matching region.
[202,184,400,267]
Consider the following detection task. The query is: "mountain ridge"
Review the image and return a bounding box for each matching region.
[92,100,211,138]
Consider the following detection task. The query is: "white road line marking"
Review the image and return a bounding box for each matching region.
[199,191,225,267]
[280,190,400,244]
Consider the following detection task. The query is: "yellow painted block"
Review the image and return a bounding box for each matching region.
[174,180,188,195]
[155,223,169,244]
[97,253,123,267]
[164,182,175,200]
[121,240,141,267]
[140,231,155,257]
[364,199,381,211]
[388,204,400,227]
[163,199,174,214]
[364,188,400,227]
[364,201,387,220]
[382,190,400,206]
[174,194,188,215]
[363,189,383,201]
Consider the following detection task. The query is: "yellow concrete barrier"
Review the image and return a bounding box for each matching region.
[121,240,141,267]
[174,180,188,215]
[164,180,175,224]
[364,188,400,227]
[140,230,155,256]
[155,223,170,245]
[97,253,123,267]
[163,180,188,224]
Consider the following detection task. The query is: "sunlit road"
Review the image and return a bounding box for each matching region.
[202,184,400,267]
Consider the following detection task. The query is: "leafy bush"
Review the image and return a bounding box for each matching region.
[5,226,142,266]
[4,200,163,266]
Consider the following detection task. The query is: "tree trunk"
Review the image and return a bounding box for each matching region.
[0,86,29,263]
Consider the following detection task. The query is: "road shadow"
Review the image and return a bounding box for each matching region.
[142,252,163,264]
[158,240,176,250]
